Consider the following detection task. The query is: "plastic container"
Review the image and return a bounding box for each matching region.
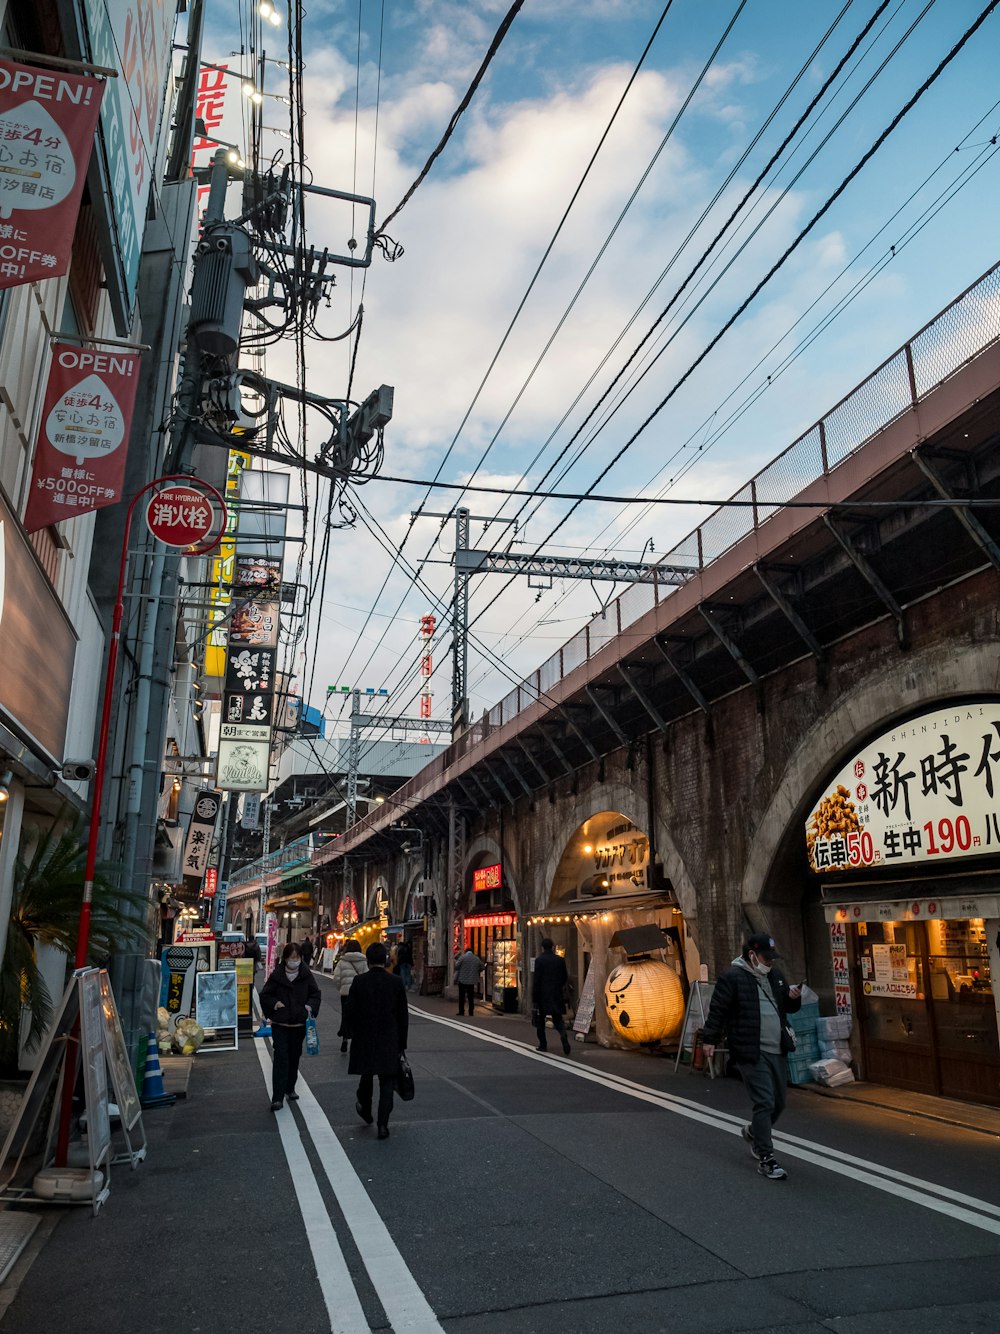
[33,1167,104,1201]
[786,1051,816,1085]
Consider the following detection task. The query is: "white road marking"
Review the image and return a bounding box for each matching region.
[409,1005,1000,1236]
[253,1038,371,1333]
[294,1080,445,1334]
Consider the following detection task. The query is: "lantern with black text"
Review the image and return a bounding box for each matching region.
[604,929,684,1045]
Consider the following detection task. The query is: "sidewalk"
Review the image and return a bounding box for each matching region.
[406,987,1000,1139]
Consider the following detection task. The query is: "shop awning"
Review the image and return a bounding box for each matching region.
[264,890,314,913]
[385,919,425,935]
[825,894,1000,924]
[563,891,673,913]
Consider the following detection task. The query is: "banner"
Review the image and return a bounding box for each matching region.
[181,790,222,883]
[23,343,142,532]
[0,59,105,289]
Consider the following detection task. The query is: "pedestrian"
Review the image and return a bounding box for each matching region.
[260,942,321,1111]
[348,942,409,1139]
[332,937,368,1052]
[395,937,414,991]
[532,938,572,1055]
[246,935,263,972]
[453,945,485,1016]
[701,931,802,1181]
[300,934,314,965]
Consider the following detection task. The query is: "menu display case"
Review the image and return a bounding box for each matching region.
[491,938,518,1011]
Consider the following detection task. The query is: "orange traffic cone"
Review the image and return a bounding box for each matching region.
[140,1031,176,1108]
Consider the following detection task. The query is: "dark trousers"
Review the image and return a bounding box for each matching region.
[357,1072,396,1128]
[536,1009,571,1052]
[458,983,476,1015]
[272,1025,306,1100]
[736,1052,787,1154]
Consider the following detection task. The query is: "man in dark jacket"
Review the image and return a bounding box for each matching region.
[260,942,322,1111]
[532,938,571,1055]
[702,932,802,1181]
[348,942,409,1139]
[300,935,314,965]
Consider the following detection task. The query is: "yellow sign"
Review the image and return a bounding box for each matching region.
[235,958,254,1016]
[205,450,252,678]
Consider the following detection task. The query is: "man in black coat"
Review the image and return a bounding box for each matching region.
[532,938,571,1055]
[348,942,409,1139]
[702,932,802,1181]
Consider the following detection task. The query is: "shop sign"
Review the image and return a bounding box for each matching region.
[205,451,251,678]
[228,598,279,649]
[590,819,649,890]
[806,701,1000,874]
[826,896,1000,925]
[216,737,270,792]
[863,977,917,998]
[241,792,261,830]
[203,867,218,899]
[0,60,105,290]
[24,344,142,532]
[82,0,175,317]
[220,720,271,743]
[473,863,501,893]
[0,492,76,760]
[465,912,516,929]
[181,790,221,881]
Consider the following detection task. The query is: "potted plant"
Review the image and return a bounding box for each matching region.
[0,821,148,1076]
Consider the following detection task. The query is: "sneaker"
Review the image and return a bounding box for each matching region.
[757,1155,787,1180]
[741,1124,762,1160]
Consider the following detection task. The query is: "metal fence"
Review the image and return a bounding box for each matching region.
[485,261,1000,731]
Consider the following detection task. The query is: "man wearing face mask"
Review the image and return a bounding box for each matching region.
[701,932,802,1181]
[260,942,322,1111]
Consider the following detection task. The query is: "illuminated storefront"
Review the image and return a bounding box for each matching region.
[809,702,1000,1106]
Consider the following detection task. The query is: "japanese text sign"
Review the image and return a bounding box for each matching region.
[146,483,223,551]
[182,790,221,883]
[24,343,141,533]
[806,702,1000,874]
[473,863,502,893]
[0,59,105,290]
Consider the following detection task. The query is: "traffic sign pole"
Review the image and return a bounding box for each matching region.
[55,474,226,1166]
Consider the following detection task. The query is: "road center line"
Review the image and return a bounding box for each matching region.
[292,1077,445,1334]
[253,1038,371,1334]
[408,1006,1000,1235]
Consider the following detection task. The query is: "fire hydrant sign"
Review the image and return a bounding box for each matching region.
[146,485,217,549]
[24,343,141,533]
[0,59,105,289]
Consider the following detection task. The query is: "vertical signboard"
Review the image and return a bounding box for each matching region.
[82,0,176,319]
[24,343,142,532]
[181,790,221,888]
[0,59,105,289]
[205,450,251,679]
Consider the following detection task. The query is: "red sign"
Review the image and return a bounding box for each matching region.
[146,484,224,552]
[24,343,142,532]
[0,59,105,289]
[473,863,502,893]
[203,867,218,898]
[464,912,516,930]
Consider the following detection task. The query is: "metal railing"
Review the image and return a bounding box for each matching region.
[329,261,1000,853]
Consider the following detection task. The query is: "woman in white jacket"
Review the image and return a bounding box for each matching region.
[332,939,368,1052]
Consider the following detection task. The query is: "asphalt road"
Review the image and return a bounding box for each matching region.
[2,980,999,1333]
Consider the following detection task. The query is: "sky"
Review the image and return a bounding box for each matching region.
[201,0,1000,744]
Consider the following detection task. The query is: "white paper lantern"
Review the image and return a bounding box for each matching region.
[605,958,685,1044]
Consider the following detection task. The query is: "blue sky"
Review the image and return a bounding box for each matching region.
[203,1,1000,731]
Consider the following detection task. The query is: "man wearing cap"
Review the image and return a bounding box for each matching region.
[701,933,802,1180]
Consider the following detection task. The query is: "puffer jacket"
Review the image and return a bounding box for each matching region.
[332,951,368,997]
[701,956,800,1063]
[260,963,321,1027]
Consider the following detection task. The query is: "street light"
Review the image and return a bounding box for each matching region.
[193,120,247,169]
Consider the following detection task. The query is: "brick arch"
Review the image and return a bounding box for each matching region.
[741,638,1000,913]
[462,833,518,914]
[536,780,699,921]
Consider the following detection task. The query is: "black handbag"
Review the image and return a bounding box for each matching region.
[395,1053,415,1101]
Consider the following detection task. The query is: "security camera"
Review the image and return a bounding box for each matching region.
[61,760,96,782]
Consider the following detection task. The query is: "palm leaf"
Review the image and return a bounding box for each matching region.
[0,820,149,1069]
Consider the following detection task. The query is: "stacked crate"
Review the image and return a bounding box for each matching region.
[786,1000,820,1084]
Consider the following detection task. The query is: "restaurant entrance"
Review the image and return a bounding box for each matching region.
[851,910,1000,1106]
